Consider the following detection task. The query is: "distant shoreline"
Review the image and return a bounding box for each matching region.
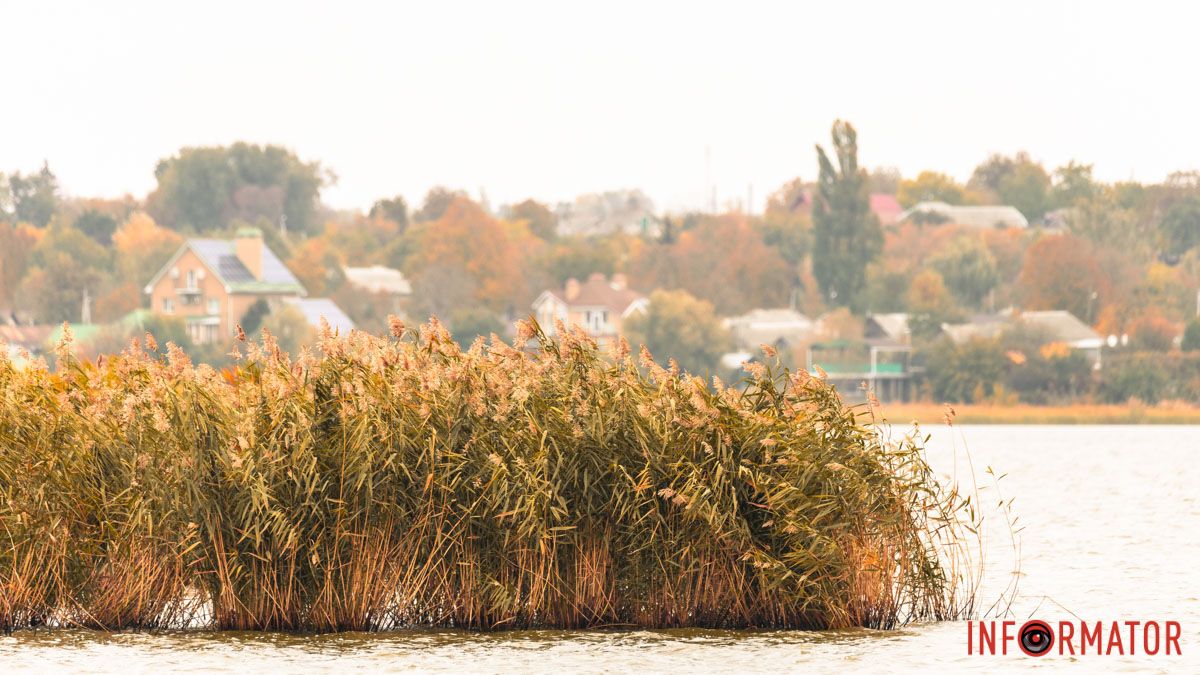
[869,402,1200,425]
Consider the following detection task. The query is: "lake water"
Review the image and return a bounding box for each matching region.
[2,425,1197,673]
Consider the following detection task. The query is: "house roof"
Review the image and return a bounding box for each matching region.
[942,309,1101,347]
[0,324,55,351]
[144,237,305,295]
[1016,310,1101,345]
[343,265,412,295]
[535,273,646,316]
[282,298,356,335]
[869,193,903,225]
[723,308,814,349]
[866,313,910,341]
[899,201,1029,229]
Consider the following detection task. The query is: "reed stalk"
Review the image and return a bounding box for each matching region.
[0,320,977,632]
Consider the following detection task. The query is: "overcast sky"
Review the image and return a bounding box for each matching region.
[4,1,1198,213]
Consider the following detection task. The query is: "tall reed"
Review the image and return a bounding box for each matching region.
[0,320,976,632]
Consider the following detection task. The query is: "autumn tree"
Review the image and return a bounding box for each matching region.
[1018,234,1110,322]
[624,289,732,375]
[927,235,1000,308]
[896,171,965,208]
[0,223,40,307]
[17,225,111,323]
[812,120,882,311]
[508,199,558,240]
[629,214,790,315]
[906,269,959,339]
[149,143,327,234]
[404,196,522,313]
[112,212,183,285]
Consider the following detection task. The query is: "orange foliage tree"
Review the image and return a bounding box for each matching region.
[629,214,790,315]
[1018,234,1110,322]
[404,197,523,313]
[112,212,183,286]
[0,223,41,307]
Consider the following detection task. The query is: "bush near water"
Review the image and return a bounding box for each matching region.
[0,319,972,632]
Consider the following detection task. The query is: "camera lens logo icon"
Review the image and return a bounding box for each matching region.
[1019,619,1054,657]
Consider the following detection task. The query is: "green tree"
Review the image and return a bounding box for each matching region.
[969,152,1051,221]
[1181,318,1200,352]
[262,305,313,355]
[6,162,59,227]
[369,195,409,229]
[1052,161,1098,208]
[896,171,965,208]
[625,289,731,375]
[924,337,1007,403]
[1159,194,1200,257]
[150,143,327,234]
[812,120,882,310]
[927,236,1000,308]
[239,298,272,336]
[73,209,118,245]
[414,186,466,222]
[448,307,505,349]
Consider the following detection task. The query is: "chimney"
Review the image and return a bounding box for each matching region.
[235,227,264,280]
[565,278,581,301]
[611,273,627,291]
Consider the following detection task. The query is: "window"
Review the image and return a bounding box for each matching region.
[207,298,220,315]
[186,269,196,288]
[162,298,175,314]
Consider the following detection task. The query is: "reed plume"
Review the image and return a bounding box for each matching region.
[0,320,976,632]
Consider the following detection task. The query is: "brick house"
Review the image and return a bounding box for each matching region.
[530,273,648,346]
[143,228,307,344]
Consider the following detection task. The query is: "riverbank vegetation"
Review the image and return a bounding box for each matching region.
[0,320,977,632]
[874,401,1200,426]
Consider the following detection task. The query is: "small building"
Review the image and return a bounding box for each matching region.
[865,312,912,344]
[942,309,1104,367]
[283,297,357,335]
[343,265,412,297]
[869,193,904,226]
[144,228,307,345]
[724,308,814,352]
[807,338,914,403]
[898,201,1029,229]
[531,273,648,345]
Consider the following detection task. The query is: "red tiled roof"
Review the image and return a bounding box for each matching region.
[558,273,645,314]
[869,194,903,224]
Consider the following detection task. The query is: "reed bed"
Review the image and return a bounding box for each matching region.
[0,319,976,632]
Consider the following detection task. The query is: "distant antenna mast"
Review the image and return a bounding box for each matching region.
[704,146,712,213]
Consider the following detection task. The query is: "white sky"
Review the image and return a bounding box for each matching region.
[3,1,1198,213]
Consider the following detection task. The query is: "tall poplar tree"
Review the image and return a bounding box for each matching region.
[812,120,881,311]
